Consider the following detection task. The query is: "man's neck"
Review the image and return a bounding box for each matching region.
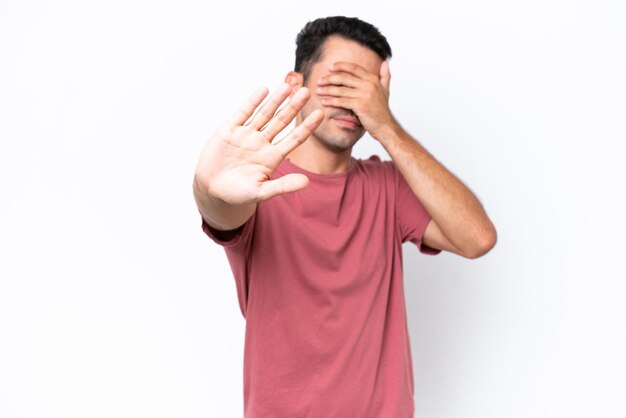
[285,135,353,175]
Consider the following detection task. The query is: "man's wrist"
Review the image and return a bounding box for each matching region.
[372,119,405,146]
[194,172,225,205]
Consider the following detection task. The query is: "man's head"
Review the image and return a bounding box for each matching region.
[286,16,392,153]
[294,16,392,85]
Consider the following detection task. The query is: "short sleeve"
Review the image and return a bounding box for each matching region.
[392,162,441,255]
[199,209,256,249]
[199,210,256,318]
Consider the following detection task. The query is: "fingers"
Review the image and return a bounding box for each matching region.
[246,83,292,131]
[260,87,312,141]
[228,87,269,126]
[329,62,378,82]
[316,85,358,98]
[316,73,362,88]
[273,109,325,156]
[256,173,309,201]
[319,96,354,109]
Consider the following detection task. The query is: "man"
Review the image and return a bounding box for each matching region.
[193,16,496,418]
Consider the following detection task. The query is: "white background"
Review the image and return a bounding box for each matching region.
[1,0,625,417]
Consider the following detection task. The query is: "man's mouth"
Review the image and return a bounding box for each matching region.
[332,116,361,130]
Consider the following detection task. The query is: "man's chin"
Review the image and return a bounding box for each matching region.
[322,136,362,153]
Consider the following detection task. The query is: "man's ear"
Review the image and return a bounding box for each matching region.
[285,71,304,97]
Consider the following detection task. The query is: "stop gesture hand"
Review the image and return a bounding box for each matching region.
[195,84,324,205]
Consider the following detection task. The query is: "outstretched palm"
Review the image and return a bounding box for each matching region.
[195,84,324,205]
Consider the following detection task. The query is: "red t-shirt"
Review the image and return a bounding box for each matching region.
[201,155,440,418]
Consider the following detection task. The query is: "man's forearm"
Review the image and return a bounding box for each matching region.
[193,174,256,231]
[375,122,496,255]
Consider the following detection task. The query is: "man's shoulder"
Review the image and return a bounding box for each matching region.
[356,154,384,164]
[350,155,401,191]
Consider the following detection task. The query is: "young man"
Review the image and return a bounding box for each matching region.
[194,16,496,418]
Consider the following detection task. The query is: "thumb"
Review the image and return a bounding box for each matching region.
[256,173,309,201]
[380,60,391,95]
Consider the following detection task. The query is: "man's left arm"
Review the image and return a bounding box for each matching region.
[376,121,497,259]
[316,61,497,259]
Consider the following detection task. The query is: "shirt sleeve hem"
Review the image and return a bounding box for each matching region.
[200,211,251,248]
[415,217,442,256]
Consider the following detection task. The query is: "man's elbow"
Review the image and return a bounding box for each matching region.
[464,225,497,259]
